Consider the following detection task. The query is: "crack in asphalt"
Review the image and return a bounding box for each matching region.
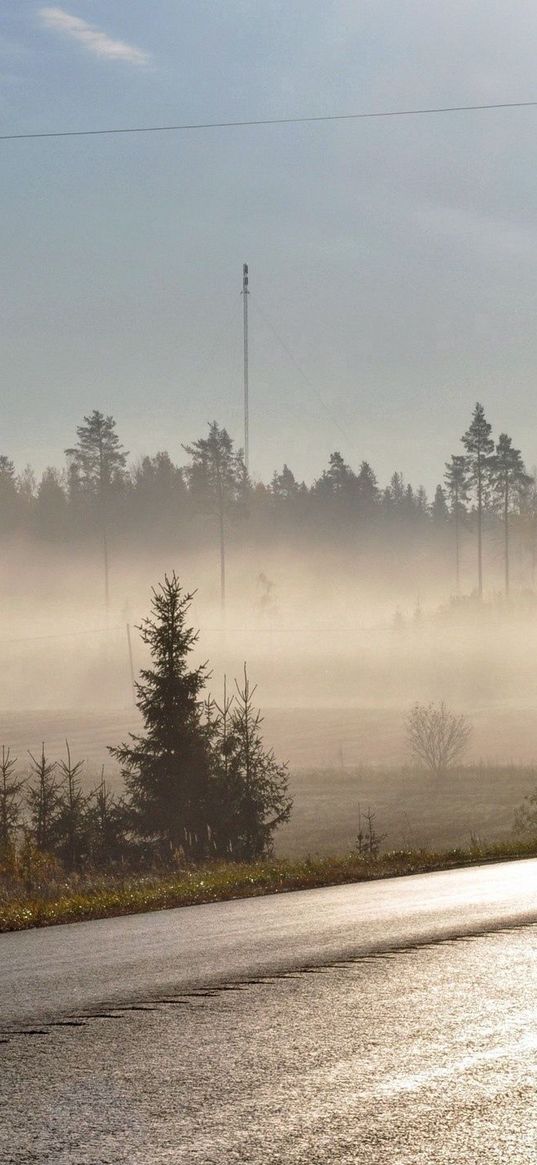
[2,916,537,1047]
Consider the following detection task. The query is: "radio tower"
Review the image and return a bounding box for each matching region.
[242,262,249,473]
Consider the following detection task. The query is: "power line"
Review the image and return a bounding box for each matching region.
[2,99,537,143]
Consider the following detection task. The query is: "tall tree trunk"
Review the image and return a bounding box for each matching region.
[216,465,226,615]
[218,504,226,614]
[102,521,110,613]
[454,489,460,593]
[504,480,510,597]
[477,461,483,598]
[98,431,109,614]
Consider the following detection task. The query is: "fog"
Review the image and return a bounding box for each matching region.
[2,537,537,769]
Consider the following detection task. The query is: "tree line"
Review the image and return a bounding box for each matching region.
[0,576,292,871]
[0,403,534,598]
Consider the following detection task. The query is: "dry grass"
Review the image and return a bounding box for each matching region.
[2,837,537,934]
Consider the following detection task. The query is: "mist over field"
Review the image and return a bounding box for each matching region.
[2,534,537,746]
[1,398,537,860]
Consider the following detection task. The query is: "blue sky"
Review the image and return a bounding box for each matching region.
[2,2,537,487]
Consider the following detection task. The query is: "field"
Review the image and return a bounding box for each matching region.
[2,704,536,856]
[280,764,537,856]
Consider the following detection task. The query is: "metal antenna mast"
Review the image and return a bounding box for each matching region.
[242,263,249,472]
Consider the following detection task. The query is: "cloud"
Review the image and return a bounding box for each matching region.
[39,7,149,66]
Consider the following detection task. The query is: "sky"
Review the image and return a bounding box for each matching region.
[2,1,537,490]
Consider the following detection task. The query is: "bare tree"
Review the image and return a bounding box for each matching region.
[405,702,472,776]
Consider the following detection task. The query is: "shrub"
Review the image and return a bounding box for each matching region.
[405,701,472,776]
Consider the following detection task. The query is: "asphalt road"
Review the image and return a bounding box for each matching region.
[2,860,537,1162]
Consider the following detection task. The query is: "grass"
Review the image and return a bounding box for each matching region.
[280,763,537,856]
[2,836,537,934]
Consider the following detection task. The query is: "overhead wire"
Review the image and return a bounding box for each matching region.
[2,99,537,143]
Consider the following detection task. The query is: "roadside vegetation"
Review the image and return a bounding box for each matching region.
[3,575,537,935]
[0,575,292,877]
[3,837,537,934]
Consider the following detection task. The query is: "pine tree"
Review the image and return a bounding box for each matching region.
[65,411,127,495]
[66,411,128,608]
[491,434,530,597]
[27,745,59,853]
[461,403,495,597]
[313,452,356,498]
[110,575,212,861]
[183,423,247,612]
[444,454,470,592]
[0,747,24,855]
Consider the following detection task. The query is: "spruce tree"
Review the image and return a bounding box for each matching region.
[461,403,495,597]
[270,464,304,503]
[87,773,127,867]
[355,461,380,515]
[211,667,292,861]
[56,742,88,871]
[27,745,59,853]
[0,747,24,856]
[110,575,211,861]
[36,468,68,541]
[432,484,449,525]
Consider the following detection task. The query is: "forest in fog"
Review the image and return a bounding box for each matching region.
[0,402,534,600]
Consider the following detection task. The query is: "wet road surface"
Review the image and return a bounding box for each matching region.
[2,860,537,1162]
